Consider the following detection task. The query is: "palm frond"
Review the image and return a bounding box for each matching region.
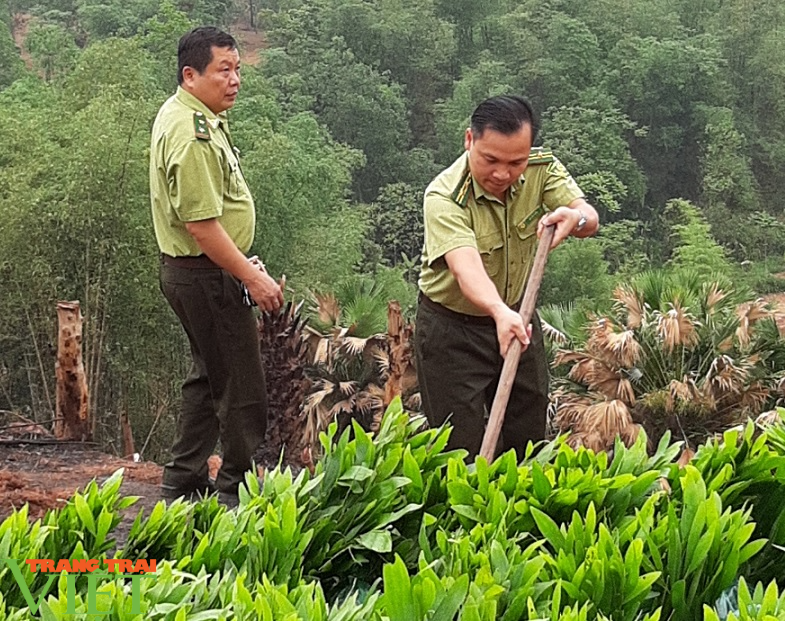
[613,284,643,329]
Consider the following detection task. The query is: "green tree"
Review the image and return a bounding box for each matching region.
[666,198,733,279]
[539,237,613,311]
[0,19,24,89]
[364,182,424,280]
[25,21,79,81]
[262,40,411,200]
[603,35,729,206]
[433,51,513,164]
[540,98,646,220]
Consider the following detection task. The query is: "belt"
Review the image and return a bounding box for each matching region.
[161,254,220,269]
[417,292,496,326]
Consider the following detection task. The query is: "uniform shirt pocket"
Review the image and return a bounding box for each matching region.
[476,231,505,278]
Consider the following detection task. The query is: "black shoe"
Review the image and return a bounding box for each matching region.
[160,479,216,502]
[217,490,239,508]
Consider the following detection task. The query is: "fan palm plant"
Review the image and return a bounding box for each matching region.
[550,270,785,449]
[301,285,419,456]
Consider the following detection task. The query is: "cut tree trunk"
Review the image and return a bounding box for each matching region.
[384,301,414,407]
[55,301,90,441]
[120,411,135,458]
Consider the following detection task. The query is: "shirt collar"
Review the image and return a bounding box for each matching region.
[468,164,525,206]
[175,87,229,129]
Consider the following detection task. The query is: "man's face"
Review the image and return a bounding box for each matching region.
[182,45,241,114]
[465,123,533,198]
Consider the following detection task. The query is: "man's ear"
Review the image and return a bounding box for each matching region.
[464,128,473,151]
[181,66,196,86]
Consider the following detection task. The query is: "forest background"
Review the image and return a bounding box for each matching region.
[1,0,784,461]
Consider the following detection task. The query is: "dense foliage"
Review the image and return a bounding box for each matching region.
[1,0,784,456]
[3,403,785,618]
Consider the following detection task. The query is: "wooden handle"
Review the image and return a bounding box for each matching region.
[479,225,555,462]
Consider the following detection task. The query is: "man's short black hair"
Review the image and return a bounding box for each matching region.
[177,26,237,85]
[470,95,539,139]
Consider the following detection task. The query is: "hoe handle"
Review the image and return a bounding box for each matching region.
[479,225,555,462]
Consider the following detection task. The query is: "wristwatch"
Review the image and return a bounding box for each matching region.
[575,210,587,232]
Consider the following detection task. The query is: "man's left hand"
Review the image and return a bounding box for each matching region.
[538,206,583,249]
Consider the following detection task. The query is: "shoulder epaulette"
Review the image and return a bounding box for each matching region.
[193,112,211,140]
[528,147,554,165]
[451,169,473,207]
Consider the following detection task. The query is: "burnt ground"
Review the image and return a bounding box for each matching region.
[0,442,166,548]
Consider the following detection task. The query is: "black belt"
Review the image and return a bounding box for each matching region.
[161,254,220,269]
[417,292,497,326]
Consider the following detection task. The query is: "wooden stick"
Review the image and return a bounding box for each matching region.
[479,225,555,462]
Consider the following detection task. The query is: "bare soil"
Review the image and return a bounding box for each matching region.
[0,442,164,521]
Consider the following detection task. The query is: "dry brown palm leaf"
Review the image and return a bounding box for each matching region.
[554,350,591,365]
[667,379,695,414]
[338,380,358,395]
[406,392,422,411]
[718,335,734,353]
[617,377,636,405]
[656,304,698,352]
[736,299,772,348]
[541,319,569,345]
[705,283,728,313]
[613,284,643,329]
[567,355,600,386]
[305,383,334,408]
[756,409,782,427]
[313,292,341,326]
[601,329,641,368]
[553,396,592,432]
[696,381,718,412]
[342,336,370,357]
[312,337,331,365]
[355,387,385,415]
[619,423,643,447]
[586,317,617,350]
[586,365,624,398]
[705,355,748,394]
[329,397,356,417]
[373,349,392,376]
[738,382,769,411]
[581,399,634,444]
[566,430,606,452]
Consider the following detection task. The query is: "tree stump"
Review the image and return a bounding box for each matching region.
[55,301,90,441]
[384,301,414,407]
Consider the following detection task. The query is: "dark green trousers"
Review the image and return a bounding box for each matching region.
[159,262,267,494]
[414,300,549,460]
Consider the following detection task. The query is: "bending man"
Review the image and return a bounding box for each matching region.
[415,95,599,459]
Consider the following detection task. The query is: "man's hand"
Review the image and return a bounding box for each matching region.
[245,269,284,311]
[537,198,599,249]
[184,219,285,311]
[537,206,582,249]
[492,305,532,357]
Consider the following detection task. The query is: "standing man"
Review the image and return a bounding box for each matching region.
[150,26,283,504]
[415,95,599,460]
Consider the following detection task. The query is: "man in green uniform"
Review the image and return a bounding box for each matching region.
[415,95,599,459]
[150,27,284,503]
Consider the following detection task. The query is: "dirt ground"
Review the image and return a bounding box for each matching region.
[0,442,165,521]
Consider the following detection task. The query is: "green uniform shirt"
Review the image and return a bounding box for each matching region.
[419,149,584,316]
[150,87,255,257]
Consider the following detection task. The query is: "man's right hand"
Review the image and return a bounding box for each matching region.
[493,305,531,357]
[245,269,284,311]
